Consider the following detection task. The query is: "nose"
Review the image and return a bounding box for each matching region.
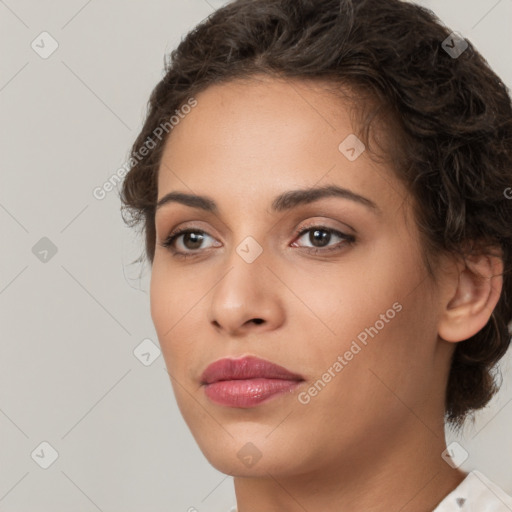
[207,253,285,337]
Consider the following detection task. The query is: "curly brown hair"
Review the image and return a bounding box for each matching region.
[119,0,512,432]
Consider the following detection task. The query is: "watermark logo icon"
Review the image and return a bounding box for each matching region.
[442,32,468,59]
[441,441,469,468]
[237,442,262,468]
[31,441,59,469]
[133,338,161,366]
[31,31,59,59]
[338,134,365,161]
[236,236,263,264]
[32,237,58,263]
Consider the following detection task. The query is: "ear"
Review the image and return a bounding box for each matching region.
[438,251,503,343]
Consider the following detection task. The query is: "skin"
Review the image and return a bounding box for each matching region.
[150,75,503,512]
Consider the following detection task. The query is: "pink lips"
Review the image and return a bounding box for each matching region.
[200,355,304,408]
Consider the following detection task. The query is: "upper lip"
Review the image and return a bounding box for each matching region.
[200,356,304,385]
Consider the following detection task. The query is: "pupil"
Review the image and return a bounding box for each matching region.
[311,229,329,247]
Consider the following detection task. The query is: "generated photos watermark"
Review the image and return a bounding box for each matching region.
[298,301,403,405]
[92,96,198,200]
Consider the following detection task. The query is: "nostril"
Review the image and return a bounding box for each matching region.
[252,318,264,325]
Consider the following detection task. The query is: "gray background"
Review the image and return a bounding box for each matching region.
[1,1,511,511]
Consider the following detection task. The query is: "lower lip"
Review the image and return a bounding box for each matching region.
[203,378,303,407]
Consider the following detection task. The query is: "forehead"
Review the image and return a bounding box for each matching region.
[162,75,355,156]
[157,76,402,212]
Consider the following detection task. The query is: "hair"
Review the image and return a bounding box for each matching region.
[120,0,512,432]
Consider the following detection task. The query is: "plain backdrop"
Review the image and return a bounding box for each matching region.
[1,1,511,511]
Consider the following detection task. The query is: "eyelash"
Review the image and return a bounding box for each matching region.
[159,224,356,260]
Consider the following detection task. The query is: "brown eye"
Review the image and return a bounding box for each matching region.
[293,226,355,253]
[161,228,218,258]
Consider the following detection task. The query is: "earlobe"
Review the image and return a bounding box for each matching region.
[438,253,503,343]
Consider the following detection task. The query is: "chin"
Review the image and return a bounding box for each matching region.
[191,430,297,477]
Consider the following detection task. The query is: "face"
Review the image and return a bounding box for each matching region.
[150,75,452,478]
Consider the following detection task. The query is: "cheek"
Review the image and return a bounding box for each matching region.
[149,263,196,372]
[283,235,436,381]
[150,266,172,340]
[150,259,201,331]
[287,286,437,449]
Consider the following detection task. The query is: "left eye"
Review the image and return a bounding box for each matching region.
[292,226,355,252]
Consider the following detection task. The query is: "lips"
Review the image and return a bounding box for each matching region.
[200,356,305,408]
[200,355,304,384]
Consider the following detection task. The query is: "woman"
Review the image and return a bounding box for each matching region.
[120,0,512,510]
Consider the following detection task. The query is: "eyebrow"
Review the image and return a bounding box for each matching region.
[155,184,380,214]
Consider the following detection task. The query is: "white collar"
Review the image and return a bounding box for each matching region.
[228,470,512,511]
[433,470,512,511]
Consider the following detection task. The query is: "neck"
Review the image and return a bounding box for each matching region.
[233,419,467,512]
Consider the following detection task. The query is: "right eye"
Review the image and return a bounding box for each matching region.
[160,228,220,259]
